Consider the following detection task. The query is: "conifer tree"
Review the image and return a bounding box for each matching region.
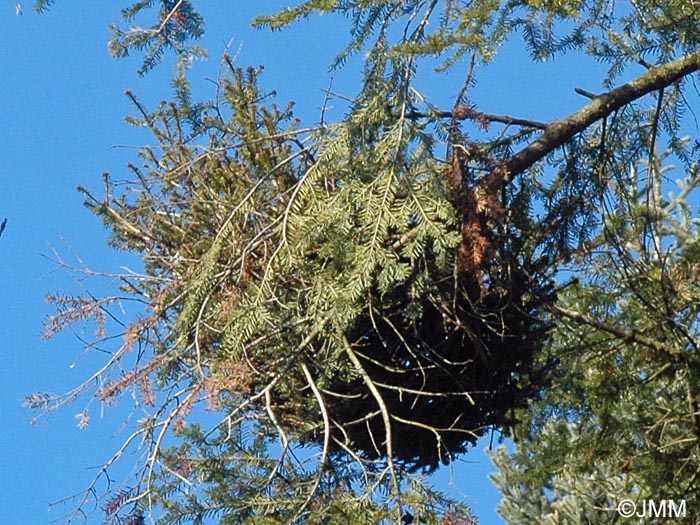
[491,147,700,524]
[25,1,700,524]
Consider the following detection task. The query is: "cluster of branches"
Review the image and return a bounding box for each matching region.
[493,146,700,522]
[23,1,700,524]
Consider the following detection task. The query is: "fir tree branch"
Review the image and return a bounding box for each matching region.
[550,304,677,356]
[504,51,700,178]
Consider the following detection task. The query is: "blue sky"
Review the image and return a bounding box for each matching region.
[0,3,615,524]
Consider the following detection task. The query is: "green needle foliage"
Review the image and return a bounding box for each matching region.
[33,0,206,74]
[492,149,700,524]
[24,1,700,524]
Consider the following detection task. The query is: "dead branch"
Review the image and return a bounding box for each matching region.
[406,108,548,130]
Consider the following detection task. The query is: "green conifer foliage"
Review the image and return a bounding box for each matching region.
[33,0,206,74]
[492,148,700,523]
[26,1,700,524]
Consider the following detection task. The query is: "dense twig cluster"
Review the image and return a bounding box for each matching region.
[26,1,700,524]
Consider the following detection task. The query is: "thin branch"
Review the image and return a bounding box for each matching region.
[550,304,677,356]
[291,363,331,522]
[406,109,548,130]
[155,0,184,35]
[574,87,599,99]
[264,388,291,487]
[342,336,401,503]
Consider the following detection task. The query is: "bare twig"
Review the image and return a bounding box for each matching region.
[155,0,184,35]
[343,336,401,508]
[407,109,548,130]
